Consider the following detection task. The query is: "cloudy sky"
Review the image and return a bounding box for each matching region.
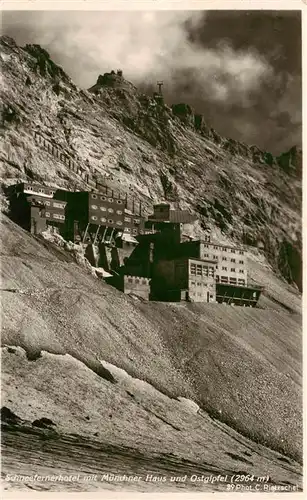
[2,10,302,154]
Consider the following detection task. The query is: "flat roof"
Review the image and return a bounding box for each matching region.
[180,239,245,252]
[158,257,216,264]
[217,283,264,291]
[200,240,244,251]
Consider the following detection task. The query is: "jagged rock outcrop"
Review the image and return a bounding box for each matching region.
[0,35,302,290]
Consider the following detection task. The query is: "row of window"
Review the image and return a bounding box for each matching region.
[90,205,141,224]
[91,216,123,225]
[91,205,123,215]
[91,194,123,204]
[190,291,214,298]
[45,212,65,220]
[190,263,214,277]
[127,278,148,284]
[25,186,55,195]
[89,216,139,234]
[221,266,245,273]
[191,282,214,288]
[221,257,244,264]
[45,201,65,209]
[216,276,246,285]
[203,253,245,265]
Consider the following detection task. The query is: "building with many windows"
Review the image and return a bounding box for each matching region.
[7,182,66,235]
[56,186,144,245]
[174,240,247,287]
[151,257,216,302]
[7,185,263,306]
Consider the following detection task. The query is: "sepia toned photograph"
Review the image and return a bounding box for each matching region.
[0,7,303,495]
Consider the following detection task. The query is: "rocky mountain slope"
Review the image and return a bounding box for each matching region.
[1,216,302,492]
[0,35,302,290]
[0,35,302,491]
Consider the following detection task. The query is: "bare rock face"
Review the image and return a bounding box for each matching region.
[23,44,71,84]
[0,35,302,290]
[277,145,302,177]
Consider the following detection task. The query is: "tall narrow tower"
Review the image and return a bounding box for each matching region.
[157,81,164,95]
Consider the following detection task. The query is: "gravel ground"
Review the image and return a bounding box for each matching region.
[1,215,303,492]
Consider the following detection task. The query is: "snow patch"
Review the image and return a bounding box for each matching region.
[177,397,200,414]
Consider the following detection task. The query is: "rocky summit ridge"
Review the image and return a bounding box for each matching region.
[0,35,302,290]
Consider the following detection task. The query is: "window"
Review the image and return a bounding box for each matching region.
[124,217,131,222]
[39,189,44,193]
[221,276,228,282]
[100,196,106,201]
[231,268,235,272]
[91,205,98,210]
[108,219,114,224]
[230,258,235,263]
[196,265,202,276]
[222,266,227,271]
[222,257,227,261]
[197,282,201,286]
[45,201,50,206]
[134,219,140,224]
[135,279,139,284]
[108,208,114,213]
[45,212,50,217]
[239,260,244,264]
[108,198,114,203]
[116,210,123,215]
[190,264,196,275]
[210,294,213,298]
[117,200,122,204]
[128,278,133,283]
[132,229,137,234]
[91,216,98,221]
[216,275,220,282]
[126,228,131,232]
[214,246,219,250]
[239,269,244,274]
[216,265,218,269]
[117,221,123,226]
[239,251,244,255]
[100,207,107,212]
[92,194,97,199]
[238,279,245,285]
[223,248,227,252]
[53,213,60,219]
[230,277,237,282]
[231,249,236,253]
[53,202,64,209]
[204,253,209,258]
[101,217,106,222]
[142,279,147,284]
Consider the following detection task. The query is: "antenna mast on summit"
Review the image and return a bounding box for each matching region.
[157,81,164,95]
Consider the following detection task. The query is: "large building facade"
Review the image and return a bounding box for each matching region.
[151,257,216,302]
[7,184,263,306]
[171,240,247,287]
[7,182,66,234]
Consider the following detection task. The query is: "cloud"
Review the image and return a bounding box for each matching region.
[2,10,273,107]
[3,10,300,152]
